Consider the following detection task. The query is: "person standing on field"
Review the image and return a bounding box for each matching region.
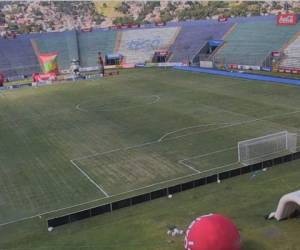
[98,52,105,76]
[0,72,5,86]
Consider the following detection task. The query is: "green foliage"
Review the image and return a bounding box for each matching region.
[93,12,104,25]
[292,7,300,13]
[115,2,130,15]
[7,22,18,30]
[113,16,138,25]
[231,3,248,17]
[138,1,161,21]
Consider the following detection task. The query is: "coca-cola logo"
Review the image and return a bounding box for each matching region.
[278,14,297,25]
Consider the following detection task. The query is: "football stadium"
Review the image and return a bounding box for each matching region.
[1,2,300,249]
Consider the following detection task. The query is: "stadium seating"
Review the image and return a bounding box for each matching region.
[1,15,299,78]
[169,22,233,63]
[116,27,180,64]
[78,30,117,68]
[34,31,79,70]
[0,35,40,77]
[279,33,300,68]
[215,20,300,66]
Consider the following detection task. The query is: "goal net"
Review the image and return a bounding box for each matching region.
[238,131,297,166]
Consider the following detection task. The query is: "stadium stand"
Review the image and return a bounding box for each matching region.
[34,31,79,70]
[0,35,40,77]
[1,15,299,78]
[214,20,300,66]
[116,27,180,64]
[280,33,300,68]
[78,30,117,68]
[169,22,233,63]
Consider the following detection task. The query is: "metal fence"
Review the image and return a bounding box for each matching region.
[47,151,300,228]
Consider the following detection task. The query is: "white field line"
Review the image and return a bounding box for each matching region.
[73,123,228,162]
[164,110,300,141]
[158,123,230,142]
[178,159,201,173]
[75,95,160,113]
[199,161,240,176]
[180,146,237,162]
[70,160,110,197]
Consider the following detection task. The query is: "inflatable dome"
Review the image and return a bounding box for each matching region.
[184,213,241,250]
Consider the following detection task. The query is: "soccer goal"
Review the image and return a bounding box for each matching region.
[238,131,297,166]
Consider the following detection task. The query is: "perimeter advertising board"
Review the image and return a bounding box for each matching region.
[277,13,298,26]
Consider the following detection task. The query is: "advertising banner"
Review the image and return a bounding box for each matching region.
[277,13,298,26]
[261,67,272,72]
[32,72,57,82]
[218,16,228,22]
[200,61,213,68]
[237,65,261,71]
[277,67,300,74]
[272,51,281,57]
[38,52,59,74]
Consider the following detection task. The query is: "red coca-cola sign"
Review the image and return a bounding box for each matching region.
[277,13,298,25]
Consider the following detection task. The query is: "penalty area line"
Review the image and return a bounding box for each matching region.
[70,160,110,197]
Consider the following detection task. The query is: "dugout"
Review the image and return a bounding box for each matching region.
[105,53,123,66]
[152,50,170,63]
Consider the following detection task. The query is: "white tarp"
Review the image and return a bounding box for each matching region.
[271,191,300,220]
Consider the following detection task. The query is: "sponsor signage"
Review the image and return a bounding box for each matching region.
[237,65,261,71]
[200,61,213,68]
[218,16,228,22]
[272,51,281,57]
[261,67,272,72]
[277,13,298,26]
[32,72,57,82]
[155,22,166,27]
[145,62,184,67]
[277,67,300,74]
[228,64,238,69]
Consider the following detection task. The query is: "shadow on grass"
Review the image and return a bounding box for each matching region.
[242,239,267,250]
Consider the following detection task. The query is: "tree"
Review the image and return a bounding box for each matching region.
[160,10,173,23]
[113,16,136,25]
[93,13,104,25]
[230,3,248,17]
[115,2,130,14]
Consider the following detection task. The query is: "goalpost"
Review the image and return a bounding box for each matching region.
[238,131,297,166]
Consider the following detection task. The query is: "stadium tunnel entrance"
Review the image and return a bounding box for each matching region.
[105,53,123,66]
[193,39,224,65]
[152,50,171,63]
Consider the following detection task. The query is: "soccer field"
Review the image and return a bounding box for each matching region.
[1,68,300,227]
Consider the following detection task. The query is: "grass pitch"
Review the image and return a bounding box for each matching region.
[1,68,300,249]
